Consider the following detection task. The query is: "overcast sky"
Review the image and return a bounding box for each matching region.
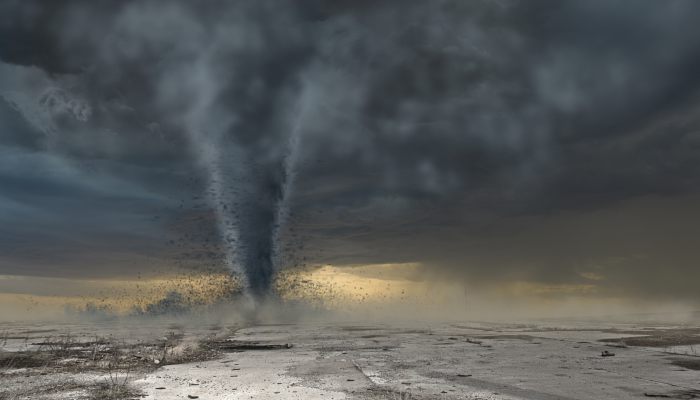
[1,0,700,301]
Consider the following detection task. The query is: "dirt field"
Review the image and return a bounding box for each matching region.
[1,319,699,399]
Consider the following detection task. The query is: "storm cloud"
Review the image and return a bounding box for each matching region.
[2,0,700,300]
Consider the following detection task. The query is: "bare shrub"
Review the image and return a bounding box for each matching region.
[90,343,139,400]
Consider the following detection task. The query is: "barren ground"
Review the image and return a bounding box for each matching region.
[1,319,699,399]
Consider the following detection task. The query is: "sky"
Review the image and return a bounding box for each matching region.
[1,0,700,311]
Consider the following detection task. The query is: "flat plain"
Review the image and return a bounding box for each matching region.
[1,318,699,399]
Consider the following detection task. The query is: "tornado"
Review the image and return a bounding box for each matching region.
[185,100,305,302]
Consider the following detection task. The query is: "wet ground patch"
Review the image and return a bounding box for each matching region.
[671,358,700,371]
[205,340,293,352]
[600,331,700,347]
[472,334,539,341]
[340,326,385,332]
[643,389,700,399]
[0,350,52,369]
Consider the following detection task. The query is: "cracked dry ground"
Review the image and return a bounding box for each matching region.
[2,321,700,399]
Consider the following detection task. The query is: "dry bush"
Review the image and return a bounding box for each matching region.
[90,344,140,400]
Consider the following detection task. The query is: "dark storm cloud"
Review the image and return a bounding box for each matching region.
[1,0,700,298]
